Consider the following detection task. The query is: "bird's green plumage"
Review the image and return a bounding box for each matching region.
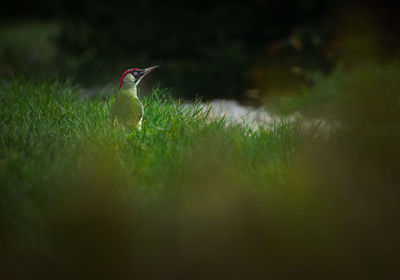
[111,74,143,129]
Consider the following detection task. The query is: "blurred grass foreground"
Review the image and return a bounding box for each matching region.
[1,60,400,279]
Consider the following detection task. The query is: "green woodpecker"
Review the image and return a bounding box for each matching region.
[111,66,159,129]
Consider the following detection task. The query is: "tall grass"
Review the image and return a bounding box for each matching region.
[0,72,399,279]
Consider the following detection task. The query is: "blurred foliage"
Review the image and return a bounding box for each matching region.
[267,59,400,128]
[0,21,60,79]
[1,0,399,100]
[1,0,334,99]
[55,0,330,99]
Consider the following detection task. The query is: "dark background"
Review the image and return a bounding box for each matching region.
[1,0,399,100]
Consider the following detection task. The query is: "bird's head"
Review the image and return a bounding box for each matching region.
[119,66,159,90]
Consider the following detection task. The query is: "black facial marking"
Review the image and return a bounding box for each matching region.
[130,69,144,80]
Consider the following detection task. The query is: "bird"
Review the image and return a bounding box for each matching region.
[111,66,159,129]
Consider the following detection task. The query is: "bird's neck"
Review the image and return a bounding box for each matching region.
[119,83,138,98]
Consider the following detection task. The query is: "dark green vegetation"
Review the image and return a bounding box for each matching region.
[54,0,330,98]
[3,1,399,100]
[268,60,400,124]
[0,21,59,79]
[1,61,399,279]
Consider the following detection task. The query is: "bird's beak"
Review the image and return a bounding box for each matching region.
[141,65,159,77]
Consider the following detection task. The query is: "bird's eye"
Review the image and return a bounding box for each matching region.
[133,71,137,76]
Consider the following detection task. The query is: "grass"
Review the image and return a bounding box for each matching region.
[0,72,399,279]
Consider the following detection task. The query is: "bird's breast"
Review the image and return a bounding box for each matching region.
[111,94,143,127]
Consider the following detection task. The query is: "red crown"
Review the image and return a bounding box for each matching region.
[119,68,139,89]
